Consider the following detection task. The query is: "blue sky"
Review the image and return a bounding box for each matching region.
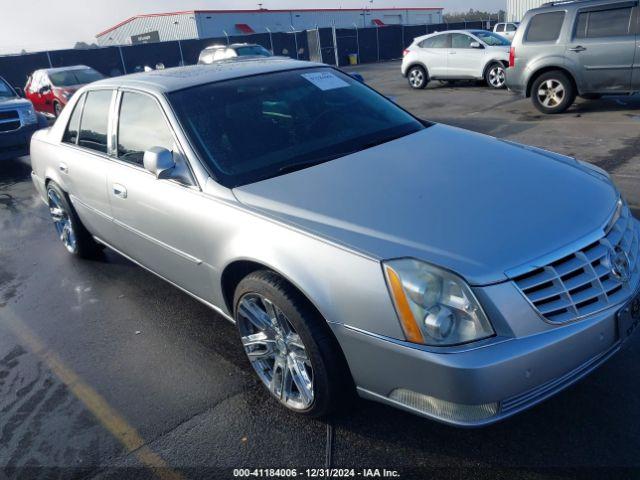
[0,1,506,54]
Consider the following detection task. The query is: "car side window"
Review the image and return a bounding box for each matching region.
[117,92,175,166]
[525,11,566,42]
[419,34,450,48]
[77,90,113,154]
[62,94,85,145]
[575,7,633,39]
[496,23,505,32]
[451,33,474,49]
[506,23,517,32]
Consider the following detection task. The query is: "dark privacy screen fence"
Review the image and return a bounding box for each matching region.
[0,21,492,88]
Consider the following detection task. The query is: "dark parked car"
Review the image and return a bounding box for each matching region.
[0,75,47,161]
[25,65,104,117]
[506,0,640,114]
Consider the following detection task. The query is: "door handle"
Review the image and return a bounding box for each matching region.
[449,51,457,55]
[112,183,127,199]
[59,163,68,174]
[569,46,586,52]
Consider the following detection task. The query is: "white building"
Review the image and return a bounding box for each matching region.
[506,0,549,22]
[96,8,444,46]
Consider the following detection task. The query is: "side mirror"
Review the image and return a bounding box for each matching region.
[349,72,365,83]
[143,147,175,179]
[470,42,483,49]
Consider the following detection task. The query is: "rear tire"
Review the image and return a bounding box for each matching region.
[407,65,428,89]
[531,71,575,114]
[234,270,354,417]
[46,181,101,259]
[485,62,506,89]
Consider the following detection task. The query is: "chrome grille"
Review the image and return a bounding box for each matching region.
[0,110,20,132]
[512,203,639,324]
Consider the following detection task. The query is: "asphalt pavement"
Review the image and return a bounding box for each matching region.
[1,61,640,479]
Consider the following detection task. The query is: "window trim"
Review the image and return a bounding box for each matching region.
[62,92,87,146]
[572,3,637,39]
[110,87,200,189]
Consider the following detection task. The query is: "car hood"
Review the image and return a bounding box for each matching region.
[0,96,31,108]
[233,124,618,285]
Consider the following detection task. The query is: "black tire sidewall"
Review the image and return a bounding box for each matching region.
[408,66,428,89]
[485,62,505,89]
[233,271,351,417]
[531,71,575,114]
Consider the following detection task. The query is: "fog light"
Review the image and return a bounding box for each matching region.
[389,389,499,423]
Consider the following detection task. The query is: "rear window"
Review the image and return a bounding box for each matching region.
[49,68,105,87]
[525,11,566,42]
[235,45,272,57]
[575,7,633,38]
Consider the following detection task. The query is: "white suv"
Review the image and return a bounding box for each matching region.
[401,30,511,90]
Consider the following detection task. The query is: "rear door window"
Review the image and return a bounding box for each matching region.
[575,7,633,38]
[419,34,451,48]
[496,24,505,32]
[78,90,113,154]
[525,11,566,42]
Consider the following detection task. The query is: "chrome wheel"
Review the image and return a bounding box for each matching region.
[537,79,565,108]
[408,68,425,88]
[47,188,77,254]
[237,293,314,410]
[488,65,506,88]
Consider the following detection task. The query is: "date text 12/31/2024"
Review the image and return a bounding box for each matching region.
[233,469,401,478]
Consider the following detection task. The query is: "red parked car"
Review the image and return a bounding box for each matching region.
[25,65,104,117]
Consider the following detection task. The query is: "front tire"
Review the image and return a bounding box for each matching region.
[53,102,62,117]
[485,62,506,89]
[407,65,428,89]
[234,270,353,417]
[46,181,101,258]
[531,71,575,114]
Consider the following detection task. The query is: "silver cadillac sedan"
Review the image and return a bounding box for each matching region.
[30,58,640,426]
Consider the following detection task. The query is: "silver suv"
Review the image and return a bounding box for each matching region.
[506,0,640,114]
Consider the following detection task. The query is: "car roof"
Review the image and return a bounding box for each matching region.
[532,0,619,12]
[88,58,324,94]
[415,29,482,41]
[203,43,260,50]
[40,65,94,74]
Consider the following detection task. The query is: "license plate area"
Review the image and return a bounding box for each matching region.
[618,294,640,342]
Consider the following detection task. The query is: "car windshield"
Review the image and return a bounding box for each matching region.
[169,68,425,187]
[473,31,511,46]
[49,68,104,87]
[0,77,15,98]
[235,45,272,57]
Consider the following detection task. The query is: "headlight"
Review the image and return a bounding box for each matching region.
[19,106,37,125]
[383,259,494,346]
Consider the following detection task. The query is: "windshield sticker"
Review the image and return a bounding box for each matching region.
[301,72,350,91]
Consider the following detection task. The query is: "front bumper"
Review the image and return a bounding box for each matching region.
[333,297,634,427]
[0,123,40,161]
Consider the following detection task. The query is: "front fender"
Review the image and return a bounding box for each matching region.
[212,206,404,340]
